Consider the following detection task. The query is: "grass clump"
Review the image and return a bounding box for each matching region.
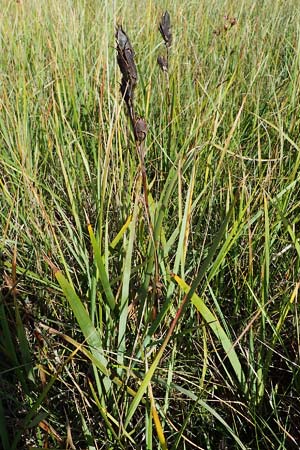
[1,0,300,449]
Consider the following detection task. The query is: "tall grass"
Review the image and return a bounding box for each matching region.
[1,0,300,448]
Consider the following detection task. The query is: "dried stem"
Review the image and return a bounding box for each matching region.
[157,11,172,103]
[115,24,159,319]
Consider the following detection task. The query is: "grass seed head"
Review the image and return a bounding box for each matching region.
[116,26,137,111]
[134,117,148,143]
[157,55,168,72]
[159,11,172,48]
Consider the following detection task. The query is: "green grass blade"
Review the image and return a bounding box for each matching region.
[54,268,111,392]
[87,223,116,311]
[173,274,246,390]
[118,181,140,366]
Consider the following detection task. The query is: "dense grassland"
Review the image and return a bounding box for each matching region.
[1,0,300,448]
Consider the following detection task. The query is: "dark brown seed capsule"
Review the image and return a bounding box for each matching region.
[115,26,137,109]
[157,55,168,72]
[134,117,148,143]
[159,11,172,47]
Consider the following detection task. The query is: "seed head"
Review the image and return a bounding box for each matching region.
[159,11,172,48]
[115,26,137,110]
[134,117,148,143]
[157,55,168,72]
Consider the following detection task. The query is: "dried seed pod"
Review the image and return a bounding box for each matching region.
[115,26,137,112]
[159,11,172,47]
[157,55,168,72]
[134,117,147,143]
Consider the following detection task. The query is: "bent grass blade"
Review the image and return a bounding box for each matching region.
[173,274,246,391]
[87,223,116,311]
[51,267,111,393]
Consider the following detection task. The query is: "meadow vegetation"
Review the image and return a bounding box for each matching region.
[0,0,300,448]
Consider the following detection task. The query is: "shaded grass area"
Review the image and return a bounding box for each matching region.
[1,0,300,448]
